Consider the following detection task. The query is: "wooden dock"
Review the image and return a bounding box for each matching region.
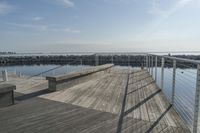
[0,66,191,133]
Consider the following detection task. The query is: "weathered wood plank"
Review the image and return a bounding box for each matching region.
[0,67,191,133]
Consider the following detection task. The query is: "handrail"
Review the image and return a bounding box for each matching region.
[145,53,200,133]
[148,54,200,65]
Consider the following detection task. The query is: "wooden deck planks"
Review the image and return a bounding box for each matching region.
[0,66,191,133]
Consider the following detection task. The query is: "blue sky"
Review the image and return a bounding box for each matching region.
[0,0,200,53]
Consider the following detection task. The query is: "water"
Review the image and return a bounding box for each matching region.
[0,65,93,77]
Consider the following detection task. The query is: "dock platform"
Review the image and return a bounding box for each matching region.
[0,66,190,133]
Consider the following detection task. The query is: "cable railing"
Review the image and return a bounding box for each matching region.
[147,54,200,133]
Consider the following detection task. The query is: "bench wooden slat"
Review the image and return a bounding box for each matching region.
[0,84,16,108]
[0,84,16,93]
[46,64,114,91]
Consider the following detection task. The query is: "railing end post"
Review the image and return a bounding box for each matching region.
[161,57,165,90]
[171,60,176,105]
[193,64,200,133]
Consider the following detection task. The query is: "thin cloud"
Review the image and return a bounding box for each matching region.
[149,0,194,18]
[104,0,137,3]
[46,0,74,8]
[33,16,43,21]
[143,0,194,36]
[179,0,193,5]
[0,2,14,15]
[55,0,74,8]
[64,28,81,33]
[63,0,74,7]
[7,23,48,31]
[6,22,81,33]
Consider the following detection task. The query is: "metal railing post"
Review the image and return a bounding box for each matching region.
[151,56,153,76]
[161,58,165,89]
[171,60,176,105]
[150,55,152,75]
[155,56,157,82]
[146,55,148,69]
[193,64,200,133]
[148,55,151,72]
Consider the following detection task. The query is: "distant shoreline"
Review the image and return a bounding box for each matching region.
[1,51,200,56]
[0,54,199,68]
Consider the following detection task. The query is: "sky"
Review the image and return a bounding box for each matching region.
[0,0,200,53]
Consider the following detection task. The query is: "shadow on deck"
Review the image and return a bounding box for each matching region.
[117,73,173,133]
[15,88,50,101]
[0,67,191,133]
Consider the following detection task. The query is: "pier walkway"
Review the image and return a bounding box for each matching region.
[0,66,190,133]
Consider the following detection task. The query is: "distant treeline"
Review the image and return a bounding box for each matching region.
[0,54,199,68]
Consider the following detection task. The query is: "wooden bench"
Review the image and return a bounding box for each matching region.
[46,64,114,92]
[0,84,16,108]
